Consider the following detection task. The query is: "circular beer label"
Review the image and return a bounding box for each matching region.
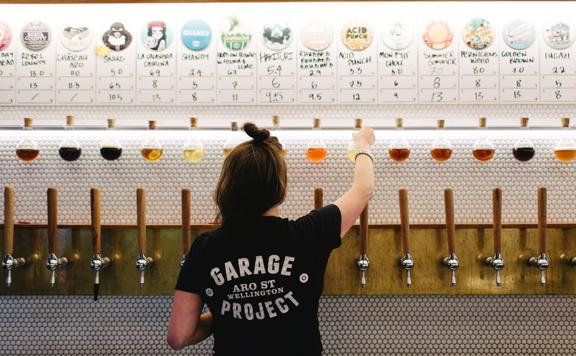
[0,21,12,52]
[21,21,51,51]
[341,20,373,51]
[422,21,453,50]
[300,21,333,51]
[543,22,575,50]
[181,19,211,51]
[221,16,252,51]
[61,25,92,52]
[502,20,536,50]
[382,22,413,50]
[262,22,292,51]
[102,22,132,52]
[462,18,494,50]
[141,21,173,52]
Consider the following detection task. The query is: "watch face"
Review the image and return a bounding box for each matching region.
[181,19,212,51]
[102,22,132,51]
[0,21,12,52]
[221,16,252,51]
[21,21,51,51]
[544,22,575,50]
[341,20,373,51]
[300,21,333,51]
[262,22,292,51]
[503,20,536,50]
[422,21,453,50]
[462,18,494,50]
[382,22,413,50]
[142,20,173,52]
[61,26,92,52]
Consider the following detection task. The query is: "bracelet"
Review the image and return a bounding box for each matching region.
[355,150,374,163]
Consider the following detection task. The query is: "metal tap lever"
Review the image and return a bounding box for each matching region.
[136,253,154,287]
[2,254,26,287]
[570,257,576,266]
[356,254,369,288]
[485,253,505,286]
[2,186,26,287]
[442,253,459,287]
[46,253,68,287]
[400,253,414,287]
[529,253,549,286]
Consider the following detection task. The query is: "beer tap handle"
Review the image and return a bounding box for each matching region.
[46,188,68,287]
[442,188,459,287]
[48,188,58,256]
[137,188,146,256]
[399,189,414,287]
[2,186,26,287]
[136,188,153,287]
[529,187,549,286]
[485,188,504,286]
[181,189,191,267]
[314,187,323,210]
[356,205,369,288]
[90,188,110,301]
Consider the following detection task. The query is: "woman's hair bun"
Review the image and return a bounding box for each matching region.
[243,122,270,142]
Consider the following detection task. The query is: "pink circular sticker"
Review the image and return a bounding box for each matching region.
[0,22,12,51]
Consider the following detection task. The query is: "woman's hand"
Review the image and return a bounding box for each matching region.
[353,127,375,150]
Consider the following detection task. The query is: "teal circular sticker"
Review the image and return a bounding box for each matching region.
[141,21,172,52]
[503,20,536,50]
[181,19,211,51]
[221,16,252,51]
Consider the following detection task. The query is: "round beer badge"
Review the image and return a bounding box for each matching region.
[141,21,173,52]
[0,22,12,52]
[462,18,494,50]
[102,22,132,52]
[300,21,333,51]
[181,19,211,51]
[382,22,413,50]
[544,22,575,50]
[262,22,292,51]
[423,21,453,50]
[61,26,92,52]
[21,21,51,51]
[221,16,252,51]
[502,20,536,50]
[341,20,373,51]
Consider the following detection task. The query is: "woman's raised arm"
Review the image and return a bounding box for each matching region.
[334,127,375,237]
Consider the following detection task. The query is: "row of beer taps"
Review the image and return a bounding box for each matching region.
[1,185,575,297]
[346,186,573,288]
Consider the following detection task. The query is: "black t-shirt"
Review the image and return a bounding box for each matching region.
[175,204,342,356]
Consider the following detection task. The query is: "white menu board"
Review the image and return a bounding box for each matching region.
[16,21,56,105]
[55,24,96,105]
[499,20,539,104]
[539,22,576,103]
[257,22,298,105]
[96,22,136,105]
[418,22,459,104]
[177,19,217,105]
[136,21,177,105]
[0,22,16,105]
[458,19,499,104]
[378,23,418,104]
[216,16,257,105]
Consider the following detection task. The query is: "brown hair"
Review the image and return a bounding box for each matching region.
[215,123,287,225]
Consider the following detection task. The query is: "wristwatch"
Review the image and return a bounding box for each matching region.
[354,149,374,162]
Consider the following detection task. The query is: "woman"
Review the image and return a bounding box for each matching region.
[167,122,375,355]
